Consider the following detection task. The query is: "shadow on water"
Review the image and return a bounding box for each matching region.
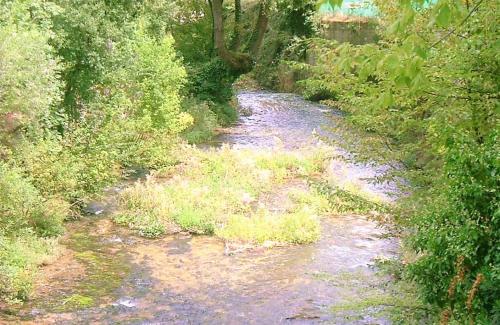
[7,91,403,324]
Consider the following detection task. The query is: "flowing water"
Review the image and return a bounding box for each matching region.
[4,91,401,324]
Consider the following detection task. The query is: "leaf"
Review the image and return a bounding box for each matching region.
[414,44,428,59]
[388,20,401,35]
[436,4,451,27]
[410,72,428,93]
[405,57,422,79]
[385,54,400,70]
[380,91,394,108]
[338,57,352,73]
[395,75,411,88]
[330,0,343,8]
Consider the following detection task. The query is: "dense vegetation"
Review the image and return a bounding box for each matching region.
[0,0,498,323]
[0,0,236,303]
[276,0,498,322]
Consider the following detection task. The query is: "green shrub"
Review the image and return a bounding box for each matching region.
[0,163,67,237]
[187,58,236,103]
[13,136,120,204]
[210,101,239,126]
[301,1,499,321]
[0,22,61,145]
[300,79,338,102]
[0,231,57,303]
[408,133,499,321]
[133,33,193,132]
[181,98,219,143]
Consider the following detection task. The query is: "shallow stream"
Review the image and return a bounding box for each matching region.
[6,91,400,324]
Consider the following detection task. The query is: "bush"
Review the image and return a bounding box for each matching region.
[300,79,338,102]
[292,1,499,321]
[12,135,120,204]
[181,98,219,143]
[210,101,239,126]
[408,133,499,321]
[0,163,67,237]
[186,58,236,103]
[0,23,61,145]
[0,231,56,303]
[0,1,193,306]
[133,33,193,132]
[0,161,62,303]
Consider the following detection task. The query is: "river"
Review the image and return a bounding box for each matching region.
[6,91,401,324]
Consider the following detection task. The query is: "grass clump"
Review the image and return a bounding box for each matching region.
[216,208,320,244]
[313,181,389,215]
[115,146,331,244]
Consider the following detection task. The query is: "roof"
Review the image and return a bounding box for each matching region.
[318,0,378,18]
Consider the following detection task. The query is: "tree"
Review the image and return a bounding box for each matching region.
[0,3,61,146]
[208,0,271,72]
[306,0,499,322]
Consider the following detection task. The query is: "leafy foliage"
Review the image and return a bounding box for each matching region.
[0,0,195,304]
[0,231,56,303]
[294,0,499,321]
[0,21,61,145]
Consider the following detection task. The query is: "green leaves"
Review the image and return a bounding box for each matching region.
[380,54,400,74]
[330,0,343,7]
[435,3,451,27]
[429,0,468,28]
[287,1,499,320]
[379,90,394,108]
[0,20,61,144]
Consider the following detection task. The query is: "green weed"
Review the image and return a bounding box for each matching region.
[61,294,94,309]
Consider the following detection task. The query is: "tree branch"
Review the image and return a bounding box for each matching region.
[430,0,484,48]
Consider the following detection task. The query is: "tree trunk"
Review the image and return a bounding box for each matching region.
[208,0,215,56]
[250,1,269,57]
[231,0,242,50]
[211,0,252,72]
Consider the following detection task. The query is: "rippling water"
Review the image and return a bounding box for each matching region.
[216,91,398,202]
[214,91,341,149]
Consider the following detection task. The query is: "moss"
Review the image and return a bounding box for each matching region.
[60,294,94,309]
[69,234,130,304]
[27,229,131,313]
[75,251,100,263]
